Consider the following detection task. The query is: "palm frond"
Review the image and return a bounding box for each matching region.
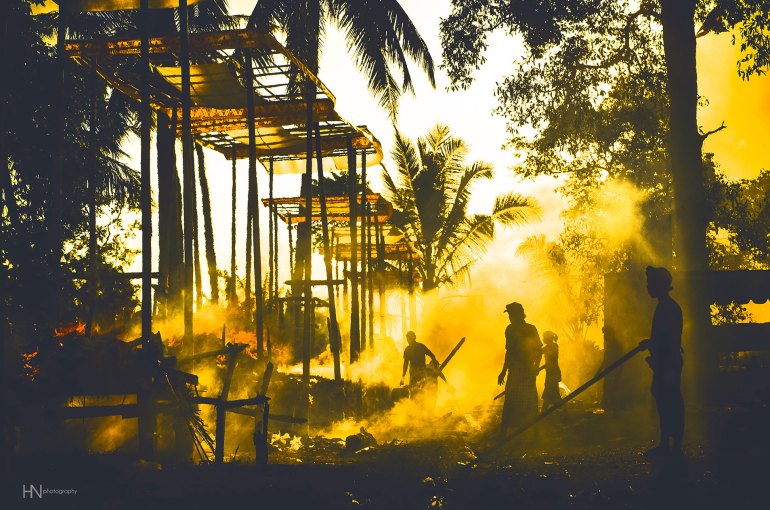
[378,0,436,87]
[492,192,542,226]
[435,161,493,256]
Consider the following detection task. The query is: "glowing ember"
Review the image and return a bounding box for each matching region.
[20,351,39,380]
[55,322,86,337]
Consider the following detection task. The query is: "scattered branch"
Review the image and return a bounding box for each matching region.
[573,8,660,70]
[700,121,727,140]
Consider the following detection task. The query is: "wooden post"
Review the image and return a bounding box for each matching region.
[399,260,407,338]
[302,84,314,415]
[375,216,385,341]
[347,139,360,362]
[268,157,274,309]
[367,202,374,349]
[288,223,294,284]
[314,124,342,382]
[244,53,264,359]
[342,260,348,315]
[254,361,273,465]
[180,0,194,344]
[214,348,240,464]
[359,153,367,350]
[273,200,279,311]
[408,252,416,331]
[230,145,237,304]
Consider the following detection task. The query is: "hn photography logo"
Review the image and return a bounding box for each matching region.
[22,484,78,499]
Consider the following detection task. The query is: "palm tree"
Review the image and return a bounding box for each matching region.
[383,124,540,292]
[196,143,219,304]
[248,0,435,117]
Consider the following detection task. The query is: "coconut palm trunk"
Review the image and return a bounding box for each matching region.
[196,143,218,304]
[192,149,203,311]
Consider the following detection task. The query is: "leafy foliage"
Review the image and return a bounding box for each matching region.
[382,124,540,291]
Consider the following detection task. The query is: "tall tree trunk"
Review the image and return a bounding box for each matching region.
[180,0,194,342]
[157,111,174,316]
[50,3,67,335]
[245,54,264,359]
[245,192,253,325]
[192,148,202,310]
[138,0,155,463]
[196,143,218,304]
[659,0,712,399]
[0,6,17,227]
[86,59,98,337]
[170,109,184,314]
[314,125,341,381]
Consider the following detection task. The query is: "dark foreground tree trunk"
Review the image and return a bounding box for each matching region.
[659,0,712,401]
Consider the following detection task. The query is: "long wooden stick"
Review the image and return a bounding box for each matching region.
[476,343,646,465]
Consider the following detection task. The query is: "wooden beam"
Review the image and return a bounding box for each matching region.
[207,134,374,160]
[163,100,336,135]
[65,29,279,58]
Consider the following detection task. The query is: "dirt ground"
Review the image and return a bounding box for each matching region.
[7,405,770,509]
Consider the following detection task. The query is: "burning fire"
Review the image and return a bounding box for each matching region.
[55,322,85,337]
[20,350,39,380]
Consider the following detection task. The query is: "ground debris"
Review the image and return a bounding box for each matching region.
[345,427,378,452]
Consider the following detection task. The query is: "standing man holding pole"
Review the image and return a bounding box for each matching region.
[498,302,542,435]
[639,266,684,457]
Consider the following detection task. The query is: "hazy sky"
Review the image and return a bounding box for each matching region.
[87,0,769,296]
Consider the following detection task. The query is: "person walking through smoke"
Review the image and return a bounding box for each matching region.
[639,266,684,457]
[400,331,440,400]
[498,302,542,434]
[541,331,562,411]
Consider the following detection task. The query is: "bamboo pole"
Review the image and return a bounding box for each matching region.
[245,53,264,359]
[273,197,279,311]
[477,344,646,465]
[314,124,342,382]
[180,0,194,343]
[347,139,360,362]
[367,202,374,349]
[408,252,416,331]
[302,84,314,410]
[359,153,367,350]
[375,216,385,340]
[268,157,274,308]
[230,144,237,304]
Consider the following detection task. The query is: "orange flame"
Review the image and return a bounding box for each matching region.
[20,351,39,380]
[54,322,86,337]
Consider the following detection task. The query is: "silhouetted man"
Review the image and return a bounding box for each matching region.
[639,266,684,456]
[498,302,542,433]
[400,331,439,398]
